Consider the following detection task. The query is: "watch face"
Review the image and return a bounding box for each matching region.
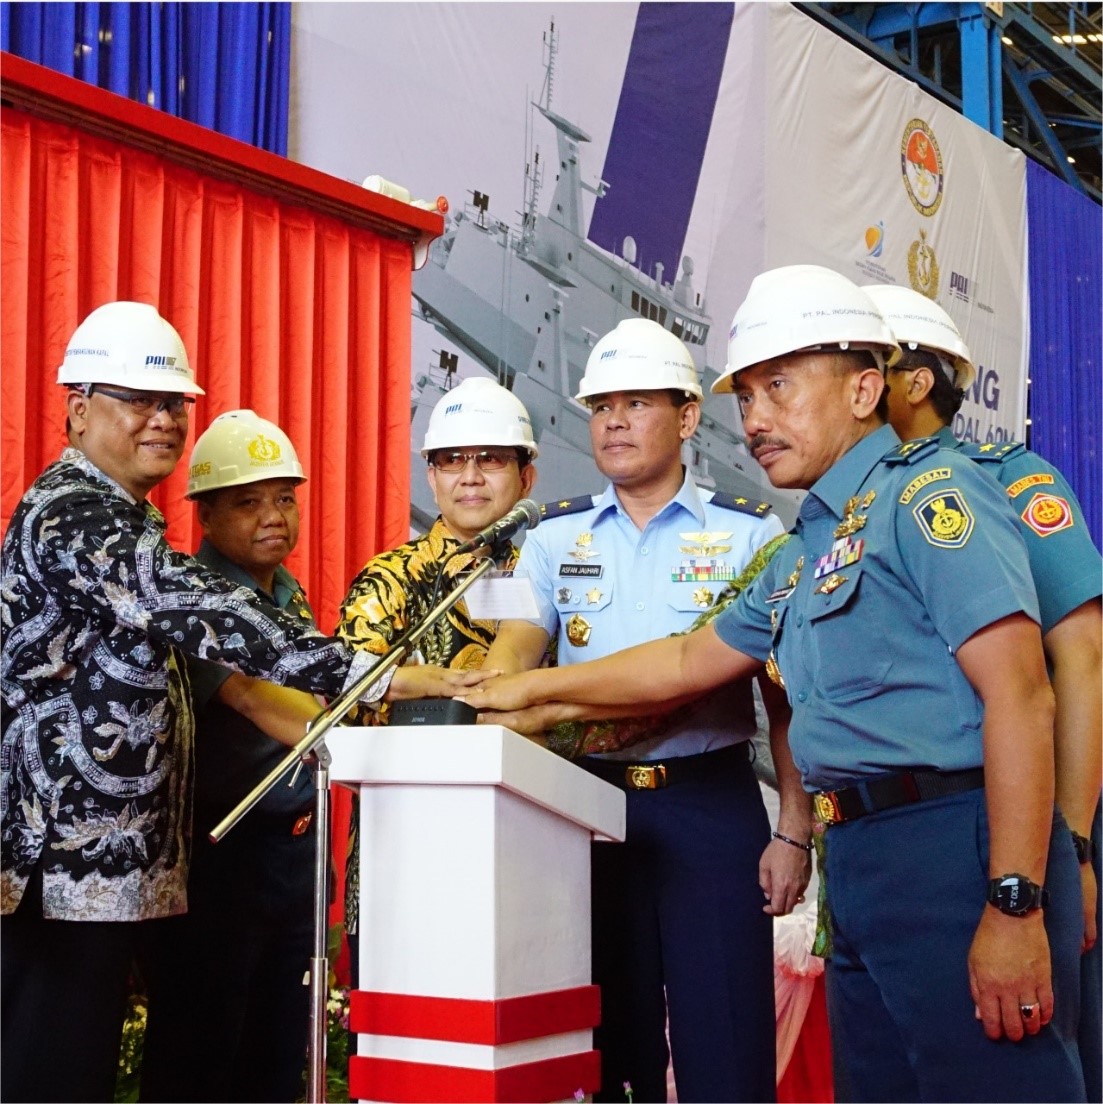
[990,875,1042,916]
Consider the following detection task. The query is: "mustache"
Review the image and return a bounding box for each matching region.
[748,434,788,454]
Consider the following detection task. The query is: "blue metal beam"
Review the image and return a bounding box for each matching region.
[1002,53,1084,191]
[960,6,1003,137]
[865,3,964,41]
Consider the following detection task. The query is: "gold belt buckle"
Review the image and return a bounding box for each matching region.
[813,791,842,825]
[291,812,313,836]
[625,764,667,790]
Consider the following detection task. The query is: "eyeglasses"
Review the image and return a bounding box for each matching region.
[89,384,195,419]
[430,449,520,473]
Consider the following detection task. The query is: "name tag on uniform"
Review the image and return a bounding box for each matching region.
[765,586,794,604]
[465,575,541,621]
[560,564,603,578]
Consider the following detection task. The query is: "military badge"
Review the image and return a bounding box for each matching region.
[569,532,598,562]
[1021,492,1073,537]
[566,614,592,647]
[815,538,863,579]
[692,587,714,608]
[679,531,733,557]
[557,587,573,604]
[913,488,975,547]
[586,587,603,605]
[815,573,847,595]
[787,556,804,589]
[765,651,785,690]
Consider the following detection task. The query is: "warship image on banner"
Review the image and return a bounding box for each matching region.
[409,21,790,531]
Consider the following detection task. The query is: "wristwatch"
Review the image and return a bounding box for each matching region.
[987,873,1050,917]
[1071,831,1094,865]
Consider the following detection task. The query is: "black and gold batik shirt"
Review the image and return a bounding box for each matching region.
[335,517,519,933]
[1,450,369,921]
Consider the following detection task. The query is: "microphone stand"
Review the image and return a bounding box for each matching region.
[209,553,500,1102]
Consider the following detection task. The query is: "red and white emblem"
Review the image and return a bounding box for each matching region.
[1021,492,1073,537]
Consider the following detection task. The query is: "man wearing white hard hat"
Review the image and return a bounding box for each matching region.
[0,303,488,1103]
[867,282,1102,1103]
[138,410,319,1101]
[464,268,1085,1101]
[335,375,539,981]
[480,319,805,1103]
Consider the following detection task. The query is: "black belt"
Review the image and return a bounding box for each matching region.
[813,767,985,825]
[578,743,749,791]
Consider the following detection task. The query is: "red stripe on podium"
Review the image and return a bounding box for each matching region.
[350,985,600,1044]
[348,1049,601,1103]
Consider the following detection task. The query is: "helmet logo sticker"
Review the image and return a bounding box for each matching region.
[247,434,282,464]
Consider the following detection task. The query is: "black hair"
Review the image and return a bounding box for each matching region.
[896,350,966,423]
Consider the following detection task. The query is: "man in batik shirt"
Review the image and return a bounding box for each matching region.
[336,377,538,973]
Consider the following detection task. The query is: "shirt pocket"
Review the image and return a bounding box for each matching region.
[805,568,892,702]
[665,579,722,616]
[553,577,614,616]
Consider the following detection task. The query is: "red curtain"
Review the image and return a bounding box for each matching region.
[1,107,413,634]
[1,105,419,943]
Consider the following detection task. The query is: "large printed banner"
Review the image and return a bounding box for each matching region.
[291,2,1028,529]
[760,3,1028,445]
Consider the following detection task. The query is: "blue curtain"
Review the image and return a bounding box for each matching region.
[0,2,289,154]
[1026,160,1102,548]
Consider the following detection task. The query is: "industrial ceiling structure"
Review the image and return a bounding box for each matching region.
[799,2,1102,201]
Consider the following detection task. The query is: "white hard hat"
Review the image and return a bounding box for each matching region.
[421,377,538,458]
[57,301,204,395]
[862,284,976,392]
[712,265,902,393]
[576,318,703,403]
[187,410,305,498]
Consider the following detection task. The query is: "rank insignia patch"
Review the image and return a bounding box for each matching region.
[1021,492,1073,537]
[912,488,975,547]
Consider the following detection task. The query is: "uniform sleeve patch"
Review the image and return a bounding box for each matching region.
[912,488,975,547]
[1021,492,1073,537]
[1006,472,1055,499]
[899,467,952,504]
[708,491,774,517]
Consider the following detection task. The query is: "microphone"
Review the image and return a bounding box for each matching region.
[454,498,541,555]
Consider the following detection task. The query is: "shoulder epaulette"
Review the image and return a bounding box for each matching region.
[539,495,596,521]
[955,440,1026,464]
[707,491,775,518]
[882,436,941,466]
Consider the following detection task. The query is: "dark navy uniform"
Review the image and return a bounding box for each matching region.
[951,428,1102,1102]
[517,470,784,1102]
[714,425,1085,1102]
[140,541,317,1102]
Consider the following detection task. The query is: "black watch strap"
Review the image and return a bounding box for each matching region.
[1071,831,1094,865]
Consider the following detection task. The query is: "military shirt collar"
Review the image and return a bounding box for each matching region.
[196,538,300,608]
[936,426,957,448]
[60,446,165,526]
[801,424,900,521]
[596,467,706,525]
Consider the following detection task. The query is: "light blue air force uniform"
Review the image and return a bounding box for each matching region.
[517,468,785,761]
[516,468,785,1103]
[713,425,1085,1103]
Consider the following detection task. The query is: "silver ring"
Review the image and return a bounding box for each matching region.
[1020,1002,1039,1020]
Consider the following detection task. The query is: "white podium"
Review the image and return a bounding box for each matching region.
[327,725,626,1103]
